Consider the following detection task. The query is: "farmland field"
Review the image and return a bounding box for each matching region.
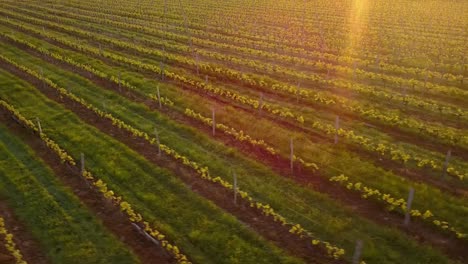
[0,0,467,263]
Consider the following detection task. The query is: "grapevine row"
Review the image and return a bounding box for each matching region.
[329,174,467,239]
[0,55,346,260]
[46,0,467,76]
[1,28,464,182]
[0,216,27,264]
[4,39,466,250]
[4,8,466,150]
[0,99,191,264]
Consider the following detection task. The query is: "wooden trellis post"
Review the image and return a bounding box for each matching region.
[352,240,363,264]
[258,93,264,113]
[40,68,45,89]
[334,115,340,144]
[159,62,165,81]
[404,187,415,226]
[156,85,162,109]
[442,150,451,178]
[80,153,85,175]
[36,118,42,134]
[290,138,294,174]
[212,108,216,136]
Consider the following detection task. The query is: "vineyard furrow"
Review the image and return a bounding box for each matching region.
[0,36,468,262]
[1,1,466,263]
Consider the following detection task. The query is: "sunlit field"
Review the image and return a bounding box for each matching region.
[0,0,467,263]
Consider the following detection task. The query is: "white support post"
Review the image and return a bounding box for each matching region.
[156,85,162,109]
[290,138,294,173]
[80,153,85,175]
[352,240,363,264]
[36,118,42,134]
[212,108,216,136]
[40,68,45,88]
[404,187,415,226]
[334,115,340,144]
[258,93,264,113]
[159,62,164,81]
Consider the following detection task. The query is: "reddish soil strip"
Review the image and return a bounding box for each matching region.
[0,112,174,264]
[6,17,467,175]
[0,246,14,264]
[0,242,14,264]
[0,59,342,264]
[1,52,467,263]
[1,32,465,200]
[2,14,465,158]
[9,28,468,199]
[0,200,49,264]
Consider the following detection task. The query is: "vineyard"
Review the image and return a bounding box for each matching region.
[0,0,466,263]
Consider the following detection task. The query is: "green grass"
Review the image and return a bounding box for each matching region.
[3,9,467,181]
[0,123,139,264]
[0,67,303,264]
[0,36,458,264]
[4,2,466,154]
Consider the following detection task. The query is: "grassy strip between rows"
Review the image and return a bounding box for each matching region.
[0,46,346,261]
[38,0,468,79]
[0,123,139,264]
[1,16,467,195]
[1,15,466,184]
[0,70,304,264]
[0,26,467,239]
[5,5,466,153]
[0,40,459,264]
[6,0,459,118]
